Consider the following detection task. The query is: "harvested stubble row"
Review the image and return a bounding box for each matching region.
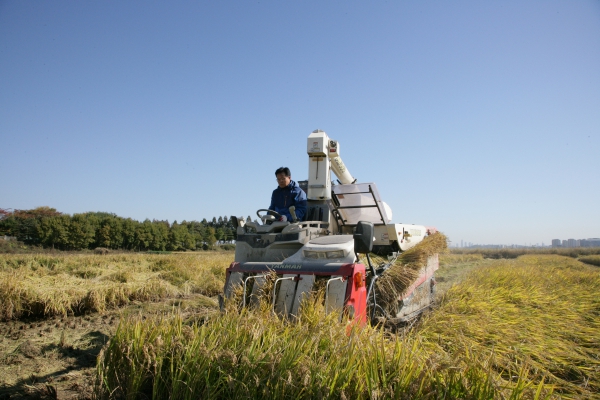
[0,253,230,320]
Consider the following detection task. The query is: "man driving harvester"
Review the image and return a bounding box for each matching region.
[269,167,307,222]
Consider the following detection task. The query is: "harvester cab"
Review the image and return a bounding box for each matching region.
[223,130,439,326]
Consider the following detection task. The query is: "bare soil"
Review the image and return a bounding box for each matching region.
[0,295,217,399]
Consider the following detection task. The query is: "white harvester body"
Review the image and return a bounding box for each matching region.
[224,129,439,326]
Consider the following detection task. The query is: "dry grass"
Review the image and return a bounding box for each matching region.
[0,253,232,320]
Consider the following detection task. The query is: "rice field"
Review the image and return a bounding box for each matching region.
[450,247,600,259]
[0,253,231,320]
[94,253,599,399]
[579,255,600,267]
[420,255,600,398]
[2,250,599,399]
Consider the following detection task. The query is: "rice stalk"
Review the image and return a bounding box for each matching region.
[372,232,448,314]
[95,277,557,399]
[0,252,233,320]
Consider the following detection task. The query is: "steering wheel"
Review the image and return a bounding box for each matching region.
[256,209,283,220]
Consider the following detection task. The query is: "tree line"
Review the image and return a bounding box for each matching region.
[0,207,243,251]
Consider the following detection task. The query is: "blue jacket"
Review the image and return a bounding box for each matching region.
[269,180,307,222]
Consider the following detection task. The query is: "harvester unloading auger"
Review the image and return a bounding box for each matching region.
[223,130,446,327]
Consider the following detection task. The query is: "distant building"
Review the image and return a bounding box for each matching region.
[552,238,600,248]
[581,238,600,247]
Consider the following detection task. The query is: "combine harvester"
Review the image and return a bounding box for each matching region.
[223,130,443,327]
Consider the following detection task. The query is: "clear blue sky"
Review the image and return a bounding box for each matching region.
[1,1,599,246]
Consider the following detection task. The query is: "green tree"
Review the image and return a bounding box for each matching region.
[3,207,241,251]
[203,226,217,250]
[223,226,236,242]
[67,214,95,250]
[178,221,196,250]
[121,218,137,250]
[135,220,154,251]
[168,221,192,251]
[2,207,61,245]
[187,221,205,250]
[0,213,20,238]
[96,224,111,248]
[151,220,169,251]
[215,227,225,242]
[37,215,70,249]
[107,217,124,249]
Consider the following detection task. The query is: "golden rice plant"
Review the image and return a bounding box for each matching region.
[95,288,549,399]
[94,253,599,399]
[419,254,600,398]
[373,232,448,313]
[0,270,27,319]
[0,252,232,320]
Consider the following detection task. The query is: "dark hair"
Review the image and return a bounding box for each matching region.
[275,167,291,177]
